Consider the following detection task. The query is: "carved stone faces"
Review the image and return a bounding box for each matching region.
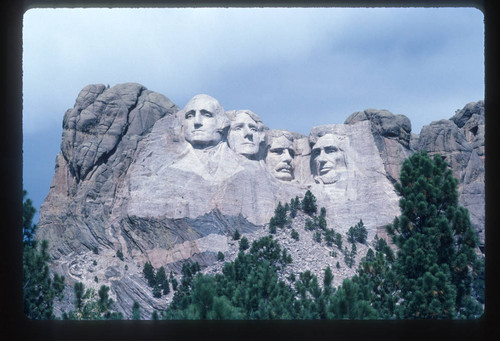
[227,110,265,159]
[266,134,295,181]
[311,134,346,184]
[182,94,228,149]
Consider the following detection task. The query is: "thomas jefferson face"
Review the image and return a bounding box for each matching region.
[266,135,295,181]
[228,112,264,158]
[182,95,227,148]
[311,134,346,184]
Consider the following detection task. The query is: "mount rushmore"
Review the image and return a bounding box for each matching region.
[36,82,484,318]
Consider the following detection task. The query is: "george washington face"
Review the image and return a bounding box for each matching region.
[182,94,228,149]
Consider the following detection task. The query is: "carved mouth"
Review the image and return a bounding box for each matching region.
[319,167,333,175]
[277,166,292,173]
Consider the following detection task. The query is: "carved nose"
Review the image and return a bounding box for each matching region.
[243,128,253,141]
[316,150,327,161]
[282,149,292,162]
[193,112,202,126]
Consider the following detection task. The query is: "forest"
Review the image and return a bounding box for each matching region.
[23,151,484,320]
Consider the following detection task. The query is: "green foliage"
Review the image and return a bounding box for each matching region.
[313,231,322,243]
[217,251,225,262]
[23,239,65,319]
[269,219,277,234]
[143,262,156,287]
[23,190,38,247]
[233,229,241,241]
[273,202,289,228]
[334,233,343,250]
[64,283,123,320]
[304,218,315,231]
[347,220,367,244]
[386,151,482,318]
[324,228,335,246]
[116,249,124,261]
[291,229,299,241]
[344,245,356,268]
[324,266,334,288]
[92,246,99,255]
[132,301,141,320]
[289,196,300,218]
[164,236,297,319]
[239,237,250,251]
[301,190,317,215]
[152,310,159,320]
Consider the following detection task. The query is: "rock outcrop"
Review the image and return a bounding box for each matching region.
[36,83,484,318]
[416,101,485,248]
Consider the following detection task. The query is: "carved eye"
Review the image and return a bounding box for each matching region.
[312,149,320,157]
[271,148,283,155]
[185,111,194,119]
[325,146,338,154]
[201,110,213,118]
[288,149,295,158]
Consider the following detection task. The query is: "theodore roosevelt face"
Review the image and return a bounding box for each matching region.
[266,135,295,181]
[228,111,265,159]
[311,134,346,184]
[182,95,227,148]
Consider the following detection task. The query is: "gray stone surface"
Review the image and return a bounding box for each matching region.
[37,83,485,318]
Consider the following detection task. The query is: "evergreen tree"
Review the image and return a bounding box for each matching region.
[232,229,241,241]
[324,266,334,290]
[386,151,482,318]
[324,228,335,246]
[23,240,65,318]
[155,266,167,297]
[217,251,225,262]
[313,230,322,243]
[273,202,289,228]
[291,229,299,241]
[334,233,343,250]
[132,301,141,320]
[143,261,156,287]
[301,190,317,215]
[116,249,124,261]
[290,196,300,218]
[22,190,38,246]
[65,283,123,320]
[304,218,315,231]
[239,237,250,251]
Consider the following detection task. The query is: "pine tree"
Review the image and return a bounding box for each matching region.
[233,229,241,241]
[386,151,482,318]
[132,301,141,320]
[143,262,156,287]
[22,190,38,246]
[239,237,250,251]
[301,190,317,215]
[217,251,225,261]
[23,191,65,320]
[273,202,289,228]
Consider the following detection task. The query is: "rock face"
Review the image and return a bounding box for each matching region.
[37,83,485,318]
[416,101,485,248]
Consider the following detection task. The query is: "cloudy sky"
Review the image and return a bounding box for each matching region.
[22,7,484,222]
